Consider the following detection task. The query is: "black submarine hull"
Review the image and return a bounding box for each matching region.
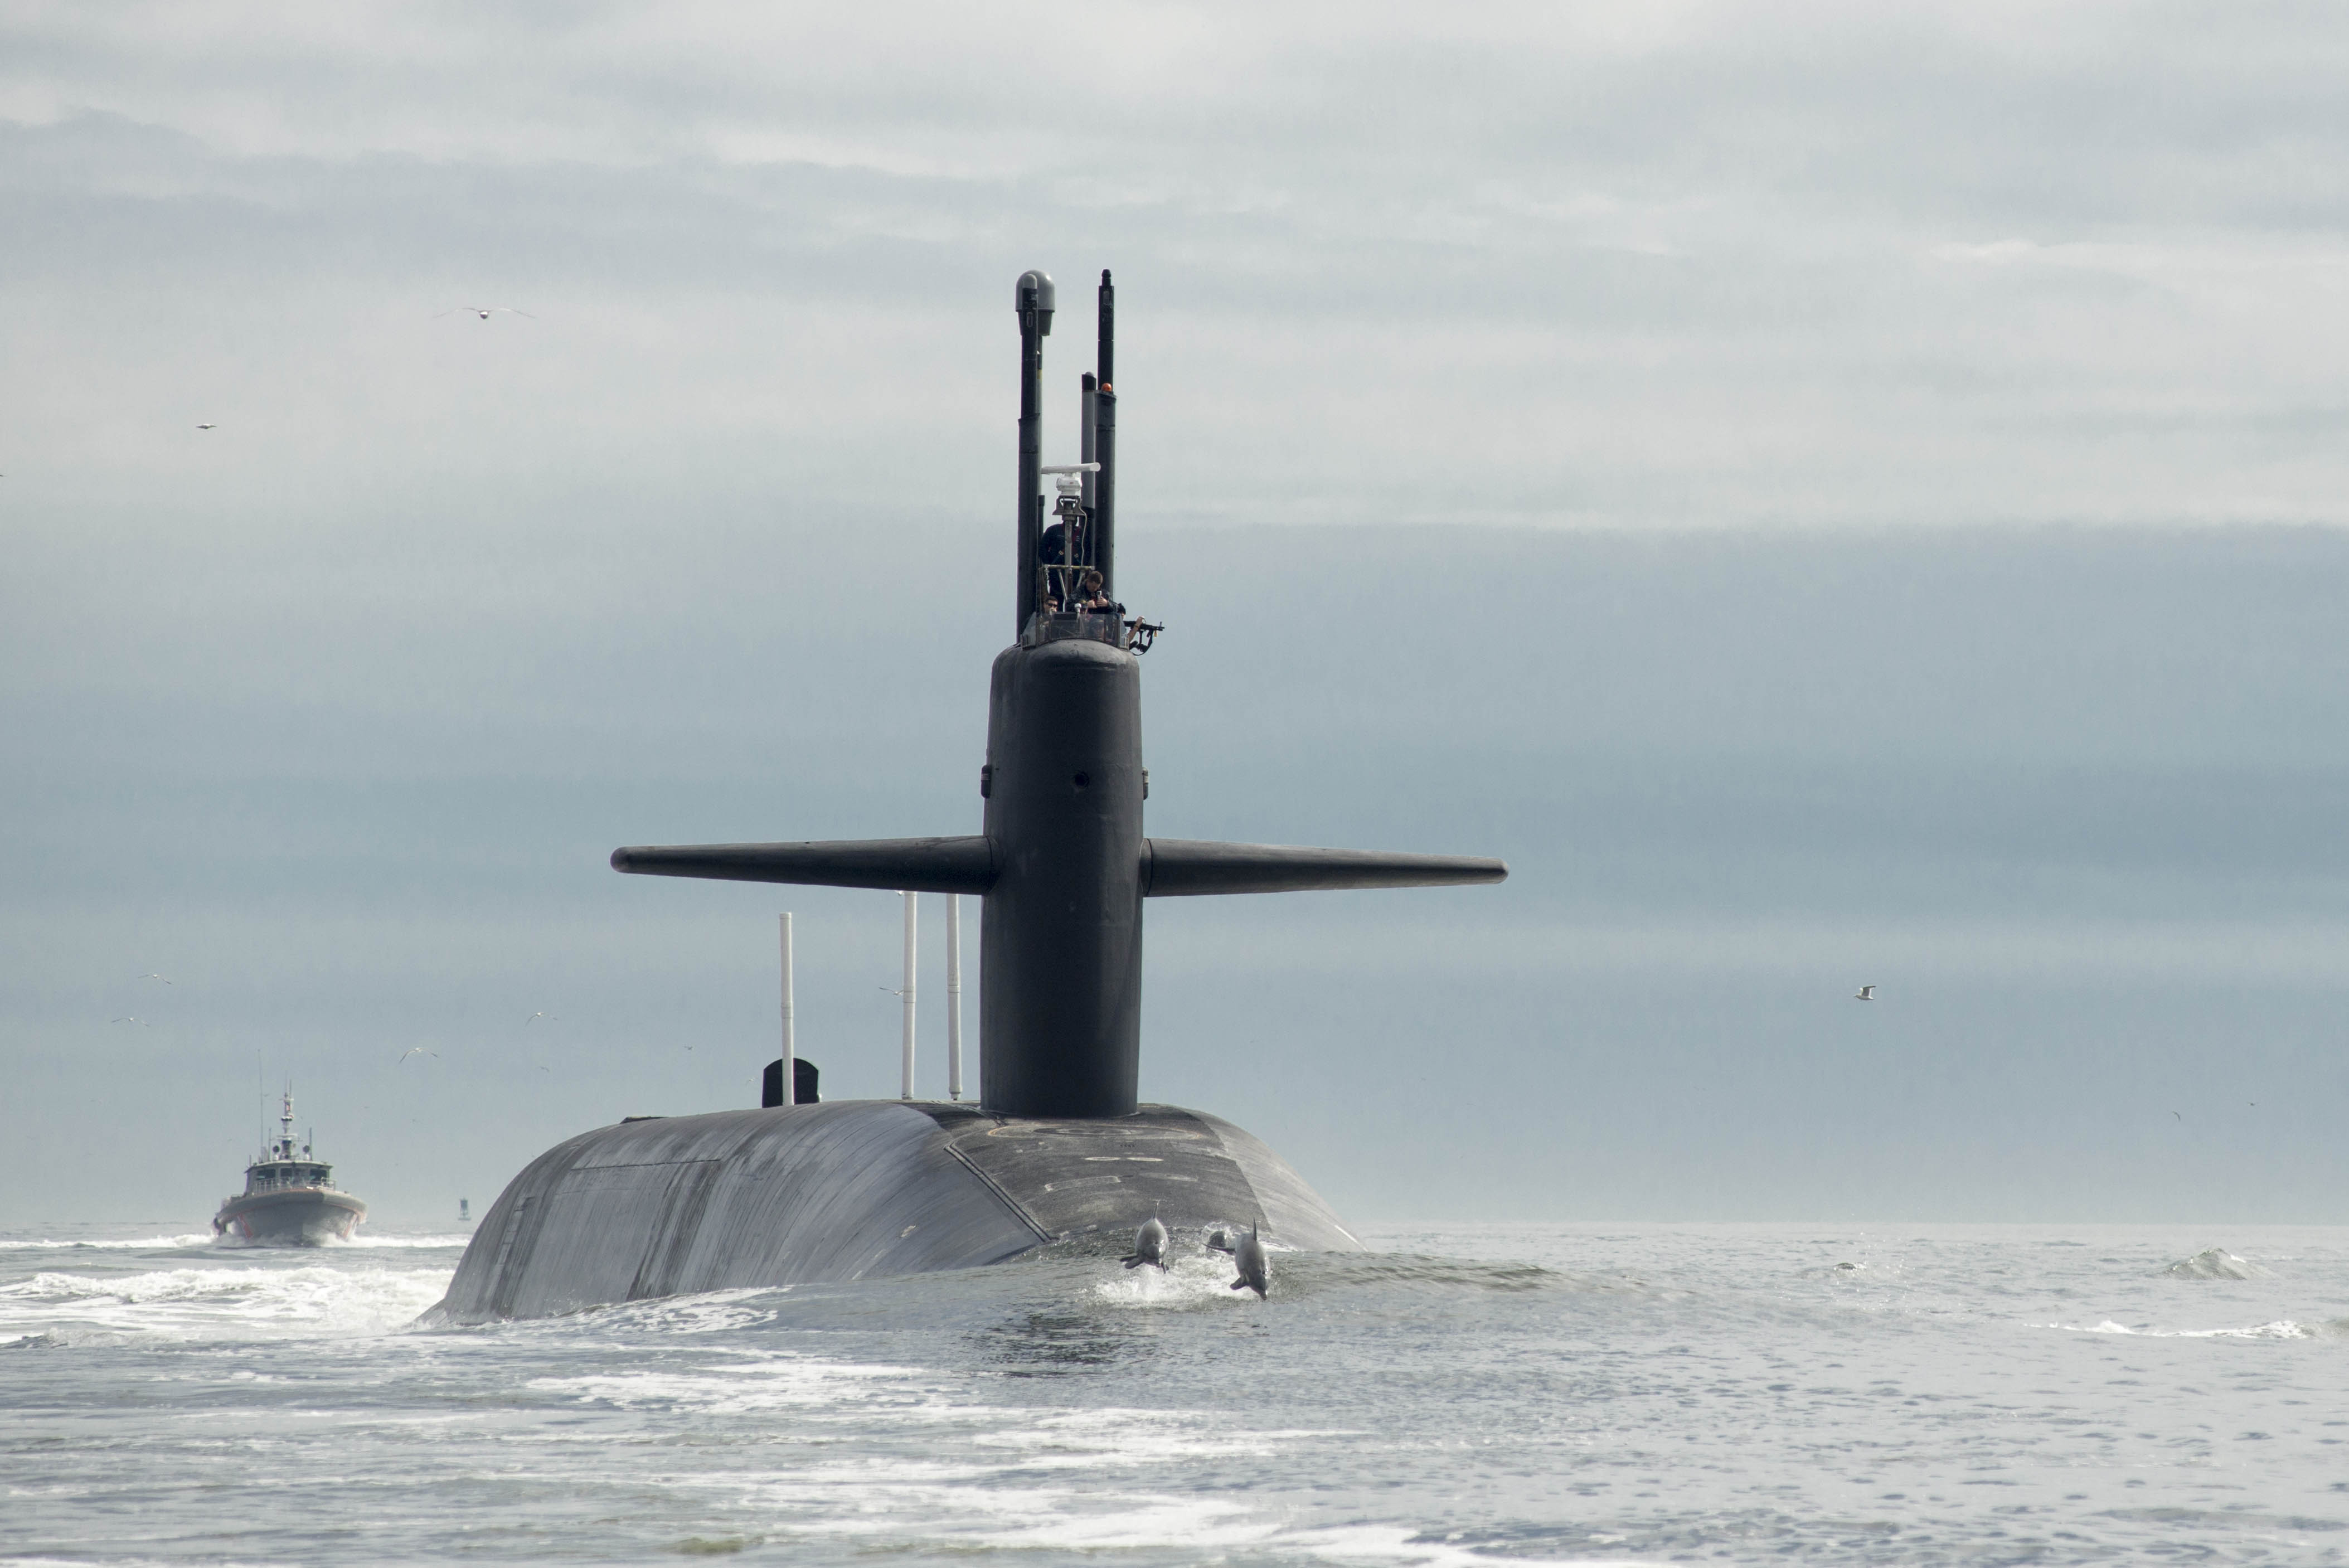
[429,1101,1358,1322]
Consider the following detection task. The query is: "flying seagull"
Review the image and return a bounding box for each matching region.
[196,423,217,430]
[398,1047,438,1064]
[1853,985,1876,1002]
[135,973,173,985]
[440,306,536,321]
[110,1016,149,1026]
[526,1011,557,1025]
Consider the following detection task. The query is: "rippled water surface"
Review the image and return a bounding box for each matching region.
[5,1222,2348,1564]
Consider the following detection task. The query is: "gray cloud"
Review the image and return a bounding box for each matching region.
[9,3,2349,527]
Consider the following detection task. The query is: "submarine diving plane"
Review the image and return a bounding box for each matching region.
[431,270,1506,1322]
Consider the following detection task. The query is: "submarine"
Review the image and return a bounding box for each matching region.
[431,270,1504,1322]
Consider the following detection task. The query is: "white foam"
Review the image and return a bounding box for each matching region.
[2042,1318,2312,1340]
[1090,1249,1264,1308]
[0,1231,465,1253]
[705,1459,1629,1564]
[1274,1523,1645,1567]
[691,1421,1326,1556]
[527,1351,934,1416]
[0,1264,450,1344]
[584,1288,785,1337]
[0,1235,213,1251]
[969,1407,1325,1468]
[2162,1247,2265,1279]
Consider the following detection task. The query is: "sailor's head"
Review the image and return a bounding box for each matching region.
[1081,569,1104,594]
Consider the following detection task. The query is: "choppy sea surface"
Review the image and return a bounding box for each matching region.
[4,1222,2347,1565]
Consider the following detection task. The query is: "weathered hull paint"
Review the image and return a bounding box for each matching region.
[213,1189,367,1246]
[429,1100,1356,1323]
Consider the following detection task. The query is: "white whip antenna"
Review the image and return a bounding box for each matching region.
[946,895,963,1101]
[779,912,795,1103]
[899,892,918,1100]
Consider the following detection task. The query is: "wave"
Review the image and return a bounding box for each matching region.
[1276,1523,1648,1567]
[1090,1249,1271,1309]
[316,1232,472,1250]
[0,1231,468,1253]
[0,1235,215,1251]
[1085,1246,1600,1309]
[2161,1247,2265,1280]
[1304,1252,1613,1294]
[0,1263,450,1346]
[2042,1318,2316,1340]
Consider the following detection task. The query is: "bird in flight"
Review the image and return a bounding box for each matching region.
[111,1016,149,1026]
[526,1011,557,1025]
[441,307,535,321]
[1853,984,1876,1002]
[195,423,217,430]
[135,972,173,985]
[398,1047,438,1064]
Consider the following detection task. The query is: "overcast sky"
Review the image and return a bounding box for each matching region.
[4,2,2347,1229]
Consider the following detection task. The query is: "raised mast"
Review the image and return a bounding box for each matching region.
[1093,270,1117,599]
[609,268,1506,1120]
[1013,270,1054,634]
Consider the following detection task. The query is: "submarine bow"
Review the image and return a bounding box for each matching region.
[434,268,1504,1322]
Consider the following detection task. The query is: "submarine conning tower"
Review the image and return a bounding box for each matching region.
[431,270,1509,1321]
[609,268,1507,1119]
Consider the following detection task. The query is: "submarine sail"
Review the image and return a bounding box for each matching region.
[432,270,1503,1322]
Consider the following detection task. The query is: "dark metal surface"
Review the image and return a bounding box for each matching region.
[1015,270,1052,633]
[1143,839,1509,896]
[431,1100,1356,1322]
[980,636,1145,1116]
[611,836,996,894]
[1094,269,1116,597]
[1080,371,1097,523]
[1095,269,1113,392]
[759,1059,816,1108]
[605,270,1506,1123]
[934,1105,1357,1251]
[436,1103,1033,1322]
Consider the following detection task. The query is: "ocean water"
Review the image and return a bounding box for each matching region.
[3,1223,2347,1565]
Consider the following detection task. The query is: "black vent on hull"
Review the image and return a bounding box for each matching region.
[760,1058,821,1108]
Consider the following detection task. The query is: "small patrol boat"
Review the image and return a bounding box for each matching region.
[213,1088,367,1245]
